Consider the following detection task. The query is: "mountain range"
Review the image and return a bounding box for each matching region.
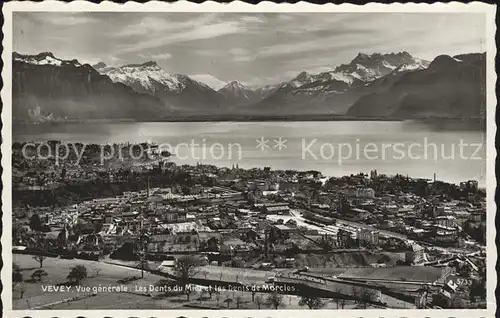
[13,52,166,121]
[12,51,485,122]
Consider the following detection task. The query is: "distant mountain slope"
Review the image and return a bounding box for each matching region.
[95,61,227,114]
[13,51,484,121]
[218,81,253,103]
[13,52,167,121]
[346,53,486,118]
[217,81,277,107]
[250,52,429,115]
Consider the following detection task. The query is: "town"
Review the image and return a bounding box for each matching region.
[11,141,486,310]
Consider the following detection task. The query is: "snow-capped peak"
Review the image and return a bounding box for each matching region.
[228,80,245,88]
[282,51,431,95]
[14,52,82,67]
[382,60,397,70]
[97,61,184,92]
[395,63,424,72]
[123,61,158,68]
[219,80,251,100]
[332,51,428,82]
[392,58,430,73]
[288,71,315,88]
[189,74,227,90]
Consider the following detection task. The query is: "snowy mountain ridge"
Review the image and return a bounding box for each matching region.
[96,61,186,93]
[14,52,82,67]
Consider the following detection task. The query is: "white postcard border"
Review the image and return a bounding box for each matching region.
[1,1,497,317]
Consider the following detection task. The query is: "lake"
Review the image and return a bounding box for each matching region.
[13,121,486,186]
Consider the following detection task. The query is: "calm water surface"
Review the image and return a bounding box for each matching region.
[13,121,486,186]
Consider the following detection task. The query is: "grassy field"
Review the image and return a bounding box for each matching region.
[46,286,379,310]
[104,259,281,285]
[13,254,415,310]
[13,254,165,309]
[338,266,443,282]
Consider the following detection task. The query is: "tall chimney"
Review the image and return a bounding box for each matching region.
[147,176,150,197]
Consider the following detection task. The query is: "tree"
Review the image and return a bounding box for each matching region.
[67,265,87,284]
[307,255,321,267]
[235,295,243,309]
[93,268,102,277]
[199,239,208,251]
[32,255,47,268]
[201,270,209,280]
[198,289,207,303]
[224,296,233,308]
[352,286,360,302]
[266,292,285,309]
[184,284,195,301]
[136,258,149,278]
[31,269,48,282]
[470,278,486,302]
[255,295,263,309]
[450,294,468,308]
[299,296,325,309]
[173,255,200,283]
[339,298,347,309]
[357,287,378,309]
[251,290,257,302]
[30,214,42,231]
[154,279,178,297]
[207,287,216,299]
[17,283,26,299]
[215,292,221,307]
[137,233,150,278]
[13,263,23,283]
[332,288,343,308]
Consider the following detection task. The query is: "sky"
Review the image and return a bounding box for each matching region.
[13,12,486,88]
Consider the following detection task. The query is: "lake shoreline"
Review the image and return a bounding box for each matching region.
[10,121,486,187]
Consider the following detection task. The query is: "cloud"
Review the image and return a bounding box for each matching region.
[80,58,102,66]
[258,36,361,58]
[229,48,248,56]
[118,21,243,54]
[13,12,486,89]
[106,55,124,66]
[115,15,215,37]
[28,13,97,26]
[139,52,173,60]
[229,48,255,62]
[277,14,363,35]
[50,16,96,26]
[233,55,254,62]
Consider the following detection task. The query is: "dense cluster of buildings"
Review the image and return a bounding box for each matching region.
[12,147,487,308]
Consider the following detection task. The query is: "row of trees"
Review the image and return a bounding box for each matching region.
[13,262,88,286]
[162,255,378,309]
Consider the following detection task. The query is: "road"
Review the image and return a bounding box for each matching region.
[279,210,478,255]
[158,265,285,286]
[290,209,408,239]
[267,210,337,236]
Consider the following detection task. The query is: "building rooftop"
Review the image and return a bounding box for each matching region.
[273,224,292,231]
